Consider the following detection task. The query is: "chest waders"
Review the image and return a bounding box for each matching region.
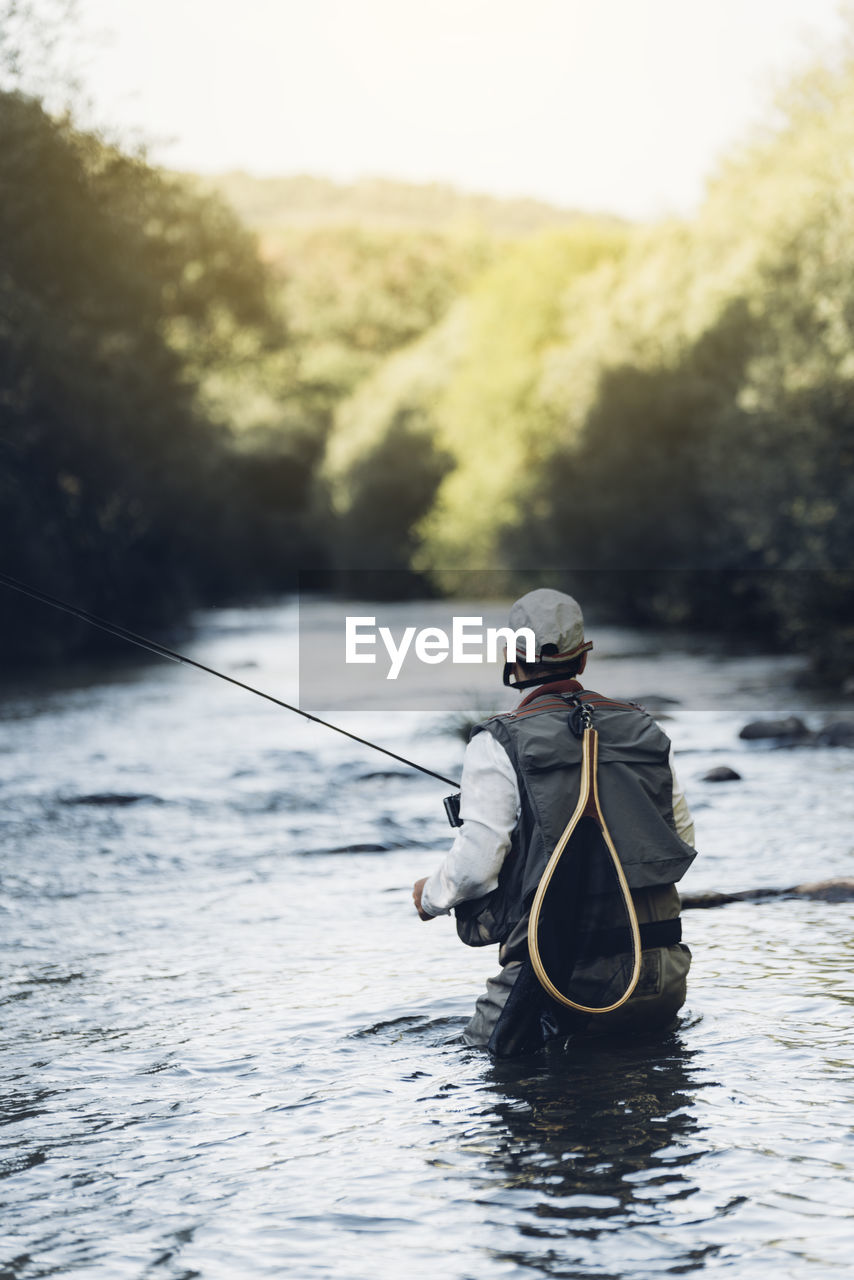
[528,703,643,1014]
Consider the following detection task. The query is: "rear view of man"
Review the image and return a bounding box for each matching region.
[413,588,696,1057]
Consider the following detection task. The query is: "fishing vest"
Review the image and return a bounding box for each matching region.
[455,684,697,949]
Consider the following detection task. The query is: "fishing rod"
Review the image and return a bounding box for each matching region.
[0,571,461,790]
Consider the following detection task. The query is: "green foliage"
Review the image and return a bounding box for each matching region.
[317,27,854,680]
[494,44,854,680]
[258,224,493,449]
[323,223,628,582]
[415,225,629,571]
[7,16,854,683]
[323,301,467,507]
[270,226,489,356]
[2,90,561,659]
[0,92,320,659]
[334,407,453,588]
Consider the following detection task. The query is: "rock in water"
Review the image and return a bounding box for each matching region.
[816,721,854,747]
[681,878,854,909]
[680,890,740,909]
[787,877,854,902]
[738,716,812,743]
[60,792,160,806]
[701,766,742,782]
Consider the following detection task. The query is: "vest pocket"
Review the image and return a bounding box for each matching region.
[455,891,505,946]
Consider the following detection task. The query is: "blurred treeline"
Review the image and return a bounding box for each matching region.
[320,44,854,682]
[1,90,325,659]
[2,23,853,681]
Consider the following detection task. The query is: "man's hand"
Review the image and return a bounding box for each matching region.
[412,877,435,921]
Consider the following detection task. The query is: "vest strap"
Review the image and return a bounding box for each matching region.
[579,917,682,960]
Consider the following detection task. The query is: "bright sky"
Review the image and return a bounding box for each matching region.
[75,0,845,219]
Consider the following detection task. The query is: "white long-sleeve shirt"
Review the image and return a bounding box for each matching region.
[421,729,695,918]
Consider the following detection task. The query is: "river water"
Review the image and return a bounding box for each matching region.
[1,599,853,1279]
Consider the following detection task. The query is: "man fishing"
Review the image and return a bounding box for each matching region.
[412,588,696,1057]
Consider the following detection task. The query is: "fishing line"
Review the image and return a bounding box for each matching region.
[0,571,460,789]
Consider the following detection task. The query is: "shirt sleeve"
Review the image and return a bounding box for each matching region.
[420,730,520,917]
[669,745,695,846]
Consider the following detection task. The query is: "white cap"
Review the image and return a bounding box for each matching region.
[509,588,592,664]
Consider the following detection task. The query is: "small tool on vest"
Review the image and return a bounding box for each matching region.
[443,792,463,828]
[566,696,592,739]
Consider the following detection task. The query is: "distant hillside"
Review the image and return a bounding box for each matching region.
[194,171,616,237]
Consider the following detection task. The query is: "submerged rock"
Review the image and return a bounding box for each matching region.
[738,716,812,743]
[786,877,854,901]
[816,720,854,747]
[736,716,854,747]
[682,877,854,909]
[60,792,161,806]
[680,890,739,909]
[701,766,742,782]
